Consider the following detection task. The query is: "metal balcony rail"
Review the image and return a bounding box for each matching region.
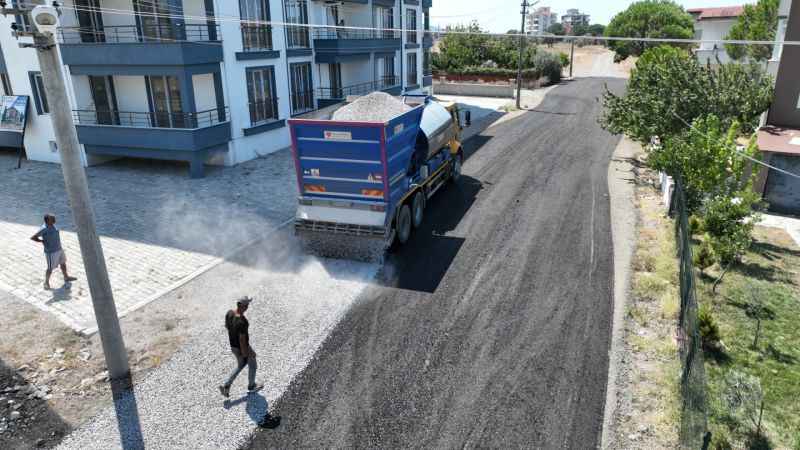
[72,107,229,129]
[58,24,220,44]
[290,90,315,114]
[241,23,272,51]
[248,99,279,125]
[317,76,400,99]
[312,26,401,40]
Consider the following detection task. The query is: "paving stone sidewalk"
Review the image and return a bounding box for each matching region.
[0,150,297,333]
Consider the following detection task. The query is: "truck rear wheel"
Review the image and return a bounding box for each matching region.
[411,191,425,228]
[397,204,412,244]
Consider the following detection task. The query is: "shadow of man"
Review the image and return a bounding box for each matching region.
[223,392,281,429]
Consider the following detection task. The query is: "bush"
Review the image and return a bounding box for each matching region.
[694,238,716,272]
[698,305,721,350]
[689,215,704,234]
[559,52,570,68]
[533,52,563,83]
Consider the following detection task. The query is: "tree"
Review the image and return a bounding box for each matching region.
[725,0,779,61]
[723,370,765,437]
[600,46,773,145]
[587,24,606,36]
[547,23,565,35]
[604,0,694,60]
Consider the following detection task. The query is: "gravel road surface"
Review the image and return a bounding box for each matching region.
[249,77,626,448]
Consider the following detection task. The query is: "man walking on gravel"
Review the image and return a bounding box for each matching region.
[30,214,77,290]
[219,296,263,397]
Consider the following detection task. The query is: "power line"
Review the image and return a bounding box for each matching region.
[53,4,800,47]
[671,111,800,181]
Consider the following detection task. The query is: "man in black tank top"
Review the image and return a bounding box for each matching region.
[219,297,263,397]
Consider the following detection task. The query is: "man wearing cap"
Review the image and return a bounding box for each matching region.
[219,296,263,397]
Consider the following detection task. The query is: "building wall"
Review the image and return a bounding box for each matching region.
[764,154,800,213]
[768,0,800,127]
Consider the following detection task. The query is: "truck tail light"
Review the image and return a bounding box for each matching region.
[361,189,383,198]
[304,184,326,193]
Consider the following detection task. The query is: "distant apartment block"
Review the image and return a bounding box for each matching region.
[527,7,558,35]
[687,5,745,65]
[0,0,433,177]
[560,8,589,34]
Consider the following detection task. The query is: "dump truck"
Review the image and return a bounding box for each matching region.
[287,94,470,260]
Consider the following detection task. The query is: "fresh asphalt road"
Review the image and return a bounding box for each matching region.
[248,78,626,448]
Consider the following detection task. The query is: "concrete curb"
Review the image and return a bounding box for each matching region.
[601,136,639,449]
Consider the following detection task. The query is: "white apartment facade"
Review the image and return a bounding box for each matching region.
[526,6,557,35]
[0,0,432,177]
[560,8,588,34]
[687,5,745,65]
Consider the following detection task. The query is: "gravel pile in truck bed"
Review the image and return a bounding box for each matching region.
[331,92,411,122]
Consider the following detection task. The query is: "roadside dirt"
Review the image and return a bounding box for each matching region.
[0,289,185,449]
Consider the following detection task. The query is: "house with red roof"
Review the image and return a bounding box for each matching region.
[687,5,746,64]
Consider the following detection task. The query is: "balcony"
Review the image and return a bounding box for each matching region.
[58,24,223,71]
[73,108,231,178]
[313,27,401,63]
[316,77,401,107]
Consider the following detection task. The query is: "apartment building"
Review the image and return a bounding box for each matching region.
[687,5,744,65]
[560,8,588,34]
[0,0,432,177]
[526,6,557,35]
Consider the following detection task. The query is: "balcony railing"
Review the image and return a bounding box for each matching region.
[317,76,400,100]
[290,90,315,115]
[72,107,229,129]
[58,24,220,44]
[312,27,400,40]
[241,23,272,51]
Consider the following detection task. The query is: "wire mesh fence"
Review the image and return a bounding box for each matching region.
[673,176,710,449]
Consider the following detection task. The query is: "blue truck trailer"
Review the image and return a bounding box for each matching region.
[288,95,469,259]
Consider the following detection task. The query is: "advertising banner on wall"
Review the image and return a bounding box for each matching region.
[0,95,29,133]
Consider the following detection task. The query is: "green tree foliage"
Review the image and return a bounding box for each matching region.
[703,191,762,264]
[547,23,565,35]
[723,370,765,436]
[698,305,722,349]
[431,22,536,72]
[725,0,779,61]
[587,24,606,36]
[600,46,773,145]
[604,0,694,60]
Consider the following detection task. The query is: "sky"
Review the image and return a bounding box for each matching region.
[430,0,755,33]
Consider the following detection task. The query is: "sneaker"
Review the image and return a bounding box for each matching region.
[44,281,51,290]
[65,276,77,282]
[247,383,264,393]
[218,385,230,398]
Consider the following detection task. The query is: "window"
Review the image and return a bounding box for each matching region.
[376,56,395,88]
[289,62,313,114]
[246,67,278,125]
[406,9,417,43]
[12,0,33,33]
[284,0,309,48]
[240,0,272,51]
[374,6,394,39]
[145,75,185,128]
[423,50,431,75]
[29,72,49,115]
[423,9,429,31]
[1,73,11,96]
[406,53,417,86]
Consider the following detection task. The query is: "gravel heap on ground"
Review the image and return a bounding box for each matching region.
[332,92,411,122]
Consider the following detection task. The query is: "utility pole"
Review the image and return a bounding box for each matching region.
[8,4,131,386]
[516,0,538,108]
[515,0,529,109]
[569,38,575,78]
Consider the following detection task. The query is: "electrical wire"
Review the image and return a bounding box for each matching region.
[51,3,800,47]
[671,111,800,181]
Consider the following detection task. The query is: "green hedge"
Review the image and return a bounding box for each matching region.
[438,53,563,83]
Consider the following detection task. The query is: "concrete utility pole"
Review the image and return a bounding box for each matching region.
[569,38,575,78]
[515,0,529,109]
[516,0,538,108]
[11,4,131,385]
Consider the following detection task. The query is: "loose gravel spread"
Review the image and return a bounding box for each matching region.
[56,255,377,450]
[331,92,411,122]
